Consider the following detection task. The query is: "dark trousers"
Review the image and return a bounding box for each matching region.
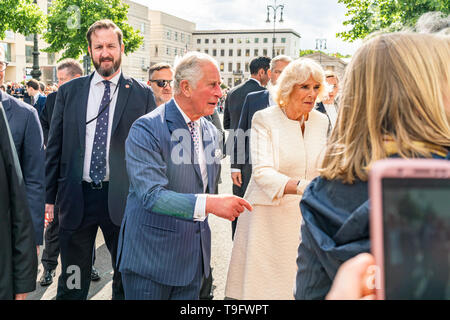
[56,182,123,300]
[41,205,97,271]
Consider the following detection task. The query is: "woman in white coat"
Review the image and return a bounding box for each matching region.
[225,58,330,300]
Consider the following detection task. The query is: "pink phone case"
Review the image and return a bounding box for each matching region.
[369,159,450,300]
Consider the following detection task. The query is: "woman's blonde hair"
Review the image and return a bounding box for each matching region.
[274,58,326,109]
[320,32,450,183]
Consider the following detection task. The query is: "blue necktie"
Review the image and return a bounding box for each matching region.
[89,80,111,184]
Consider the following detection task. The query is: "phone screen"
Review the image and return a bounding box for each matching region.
[382,178,450,299]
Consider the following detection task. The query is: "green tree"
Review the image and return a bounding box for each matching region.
[43,0,143,59]
[0,0,45,39]
[337,0,449,41]
[300,49,351,59]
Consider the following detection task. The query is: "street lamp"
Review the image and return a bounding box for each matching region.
[266,0,284,58]
[30,0,41,80]
[315,38,327,65]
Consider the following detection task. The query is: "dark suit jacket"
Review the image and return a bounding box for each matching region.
[40,91,57,145]
[33,94,46,117]
[0,104,37,300]
[1,91,46,245]
[45,72,157,230]
[232,89,270,195]
[223,79,265,157]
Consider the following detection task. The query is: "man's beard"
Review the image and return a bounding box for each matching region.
[92,54,122,78]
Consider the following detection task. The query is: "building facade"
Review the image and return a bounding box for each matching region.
[303,52,348,80]
[122,0,152,82]
[192,29,301,87]
[148,10,196,68]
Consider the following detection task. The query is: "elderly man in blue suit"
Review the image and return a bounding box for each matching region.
[0,46,45,255]
[117,52,252,300]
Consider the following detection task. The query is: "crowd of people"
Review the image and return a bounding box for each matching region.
[0,11,449,301]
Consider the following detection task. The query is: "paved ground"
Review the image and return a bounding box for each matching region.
[28,113,235,300]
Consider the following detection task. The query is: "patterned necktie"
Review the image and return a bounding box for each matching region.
[187,121,200,154]
[89,80,111,184]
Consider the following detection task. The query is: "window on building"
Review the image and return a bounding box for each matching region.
[1,43,12,62]
[205,38,209,44]
[221,49,225,57]
[281,48,285,54]
[175,32,178,41]
[228,62,232,72]
[25,34,34,42]
[26,45,33,63]
[245,38,250,43]
[228,78,232,87]
[221,38,225,44]
[140,23,146,34]
[245,49,250,57]
[229,38,234,44]
[181,33,185,42]
[263,38,268,43]
[263,48,268,56]
[272,37,276,43]
[220,62,224,71]
[237,62,241,72]
[213,49,217,56]
[197,38,201,44]
[254,49,259,56]
[166,46,170,56]
[245,62,249,72]
[237,49,241,57]
[167,31,171,40]
[204,49,209,54]
[254,38,259,43]
[237,38,242,44]
[155,45,159,57]
[229,49,233,56]
[213,39,216,44]
[48,52,56,65]
[281,37,286,43]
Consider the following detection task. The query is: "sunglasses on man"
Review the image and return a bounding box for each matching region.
[149,79,173,88]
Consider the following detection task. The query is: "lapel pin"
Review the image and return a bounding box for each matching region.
[125,84,130,89]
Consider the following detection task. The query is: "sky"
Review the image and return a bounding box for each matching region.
[134,0,363,56]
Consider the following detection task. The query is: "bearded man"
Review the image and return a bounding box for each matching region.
[44,19,157,300]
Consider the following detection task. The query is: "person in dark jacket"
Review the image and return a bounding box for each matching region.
[0,103,38,300]
[295,32,450,300]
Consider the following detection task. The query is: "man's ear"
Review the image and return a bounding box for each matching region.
[180,79,191,97]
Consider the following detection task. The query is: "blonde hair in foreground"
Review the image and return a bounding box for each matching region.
[320,32,450,183]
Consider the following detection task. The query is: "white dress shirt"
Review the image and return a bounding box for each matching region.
[323,103,338,129]
[83,70,121,182]
[173,99,208,221]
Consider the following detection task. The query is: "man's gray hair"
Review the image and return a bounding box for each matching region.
[415,11,450,34]
[270,55,292,71]
[57,58,83,77]
[173,51,219,95]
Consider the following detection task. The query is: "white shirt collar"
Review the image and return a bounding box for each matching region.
[173,98,201,127]
[33,92,41,102]
[92,69,121,87]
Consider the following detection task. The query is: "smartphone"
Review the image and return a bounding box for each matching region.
[369,159,450,300]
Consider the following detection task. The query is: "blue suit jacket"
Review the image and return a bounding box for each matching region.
[117,99,221,287]
[232,89,270,171]
[1,91,45,245]
[33,94,46,117]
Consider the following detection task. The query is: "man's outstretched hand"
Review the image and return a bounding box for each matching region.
[205,194,253,221]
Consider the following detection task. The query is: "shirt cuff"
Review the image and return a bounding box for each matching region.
[230,168,241,173]
[193,194,207,221]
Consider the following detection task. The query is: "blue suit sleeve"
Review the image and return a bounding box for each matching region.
[125,118,197,221]
[22,107,45,245]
